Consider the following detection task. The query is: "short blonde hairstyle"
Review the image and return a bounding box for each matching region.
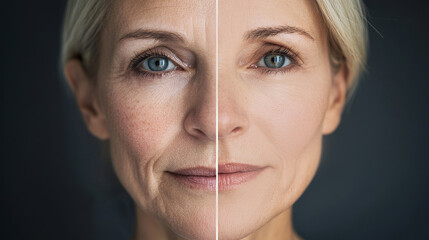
[61,0,113,76]
[316,0,368,97]
[61,0,367,94]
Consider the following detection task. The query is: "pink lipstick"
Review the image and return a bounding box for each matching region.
[218,163,265,191]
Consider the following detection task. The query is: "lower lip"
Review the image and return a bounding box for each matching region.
[218,169,264,191]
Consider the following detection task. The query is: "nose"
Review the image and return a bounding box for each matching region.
[184,71,217,141]
[184,69,249,141]
[218,72,249,139]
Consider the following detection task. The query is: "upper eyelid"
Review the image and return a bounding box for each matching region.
[250,43,302,64]
[266,46,301,63]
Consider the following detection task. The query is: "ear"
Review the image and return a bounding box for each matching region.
[321,64,348,135]
[64,59,109,140]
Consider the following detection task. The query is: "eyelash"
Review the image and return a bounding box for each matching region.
[250,46,300,74]
[129,48,181,78]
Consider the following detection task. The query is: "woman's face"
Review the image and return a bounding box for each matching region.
[96,0,216,239]
[68,0,346,239]
[218,0,346,239]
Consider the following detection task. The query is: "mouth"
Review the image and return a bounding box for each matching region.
[168,164,265,192]
[218,163,266,191]
[168,167,216,192]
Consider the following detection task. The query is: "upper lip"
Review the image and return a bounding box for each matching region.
[169,167,216,177]
[218,163,264,174]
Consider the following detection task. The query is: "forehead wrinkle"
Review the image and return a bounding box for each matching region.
[105,0,215,69]
[113,1,211,45]
[118,29,185,43]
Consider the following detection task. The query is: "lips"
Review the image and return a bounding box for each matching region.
[168,163,265,191]
[168,167,217,191]
[218,163,265,191]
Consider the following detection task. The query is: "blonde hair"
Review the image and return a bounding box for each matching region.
[61,0,367,93]
[315,0,368,98]
[61,0,113,76]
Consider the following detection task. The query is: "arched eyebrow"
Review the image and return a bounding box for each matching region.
[119,29,185,43]
[244,25,314,41]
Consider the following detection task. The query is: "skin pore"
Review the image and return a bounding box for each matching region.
[64,0,347,239]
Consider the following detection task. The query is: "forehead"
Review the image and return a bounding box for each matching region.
[110,0,215,43]
[219,0,325,42]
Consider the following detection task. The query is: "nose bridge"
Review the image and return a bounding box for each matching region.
[184,52,249,141]
[183,65,217,141]
[218,67,249,139]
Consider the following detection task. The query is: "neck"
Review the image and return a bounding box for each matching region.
[241,208,302,240]
[132,206,186,240]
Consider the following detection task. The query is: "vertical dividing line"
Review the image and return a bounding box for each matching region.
[215,0,219,239]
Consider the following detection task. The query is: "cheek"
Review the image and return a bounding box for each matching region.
[272,97,323,151]
[101,85,184,210]
[249,73,331,206]
[251,78,329,161]
[104,82,184,161]
[108,97,171,157]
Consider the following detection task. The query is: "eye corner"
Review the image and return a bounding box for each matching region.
[247,63,259,70]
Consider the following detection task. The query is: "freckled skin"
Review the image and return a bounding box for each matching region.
[95,0,217,239]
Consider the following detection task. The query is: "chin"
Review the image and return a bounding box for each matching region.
[169,210,216,240]
[218,208,270,240]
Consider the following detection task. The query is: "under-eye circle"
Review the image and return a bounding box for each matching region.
[142,56,175,72]
[259,54,291,68]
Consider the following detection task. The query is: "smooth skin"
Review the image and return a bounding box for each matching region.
[64,0,347,239]
[218,0,347,239]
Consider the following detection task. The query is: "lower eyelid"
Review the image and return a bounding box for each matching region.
[249,61,299,75]
[132,67,179,79]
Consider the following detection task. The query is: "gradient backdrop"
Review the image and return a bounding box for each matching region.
[2,1,428,239]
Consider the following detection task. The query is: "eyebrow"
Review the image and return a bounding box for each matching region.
[244,25,314,41]
[119,29,185,43]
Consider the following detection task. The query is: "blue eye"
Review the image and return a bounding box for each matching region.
[142,56,175,71]
[258,54,291,68]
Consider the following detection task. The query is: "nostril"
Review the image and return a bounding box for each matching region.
[231,127,242,134]
[193,128,206,137]
[183,109,216,141]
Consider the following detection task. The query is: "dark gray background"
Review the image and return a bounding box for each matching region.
[1,1,428,239]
